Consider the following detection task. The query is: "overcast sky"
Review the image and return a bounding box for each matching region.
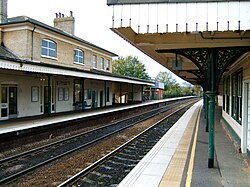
[8,0,172,81]
[8,0,249,83]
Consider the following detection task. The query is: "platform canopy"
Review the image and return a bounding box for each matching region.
[107,0,244,5]
[112,27,250,87]
[108,0,250,169]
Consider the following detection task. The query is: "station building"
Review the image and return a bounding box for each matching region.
[0,0,153,120]
[144,81,164,100]
[107,0,250,165]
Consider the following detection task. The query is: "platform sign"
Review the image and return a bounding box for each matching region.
[107,0,240,5]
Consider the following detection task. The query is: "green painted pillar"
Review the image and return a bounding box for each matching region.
[207,91,216,168]
[47,74,52,116]
[207,49,217,168]
[81,78,85,111]
[204,93,209,132]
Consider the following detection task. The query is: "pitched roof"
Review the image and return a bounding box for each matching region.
[0,45,153,85]
[1,16,117,57]
[0,44,21,60]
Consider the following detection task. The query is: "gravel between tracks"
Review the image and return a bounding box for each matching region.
[7,105,185,187]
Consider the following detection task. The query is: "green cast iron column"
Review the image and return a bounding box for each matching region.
[204,93,209,132]
[207,49,217,168]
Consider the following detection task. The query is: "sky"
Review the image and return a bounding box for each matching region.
[8,0,174,81]
[7,0,249,84]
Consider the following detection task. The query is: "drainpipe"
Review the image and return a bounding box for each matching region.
[31,26,36,61]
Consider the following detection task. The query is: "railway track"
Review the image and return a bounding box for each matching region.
[0,98,196,185]
[58,104,192,186]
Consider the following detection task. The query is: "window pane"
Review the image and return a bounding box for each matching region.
[42,40,48,47]
[93,55,97,68]
[79,50,83,57]
[49,50,56,58]
[74,55,78,62]
[79,57,83,64]
[41,48,47,56]
[100,58,104,69]
[49,41,56,49]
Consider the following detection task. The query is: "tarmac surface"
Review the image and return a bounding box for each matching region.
[119,101,250,186]
[190,107,250,187]
[0,99,249,186]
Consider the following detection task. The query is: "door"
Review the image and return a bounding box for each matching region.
[100,91,103,107]
[1,87,8,118]
[91,91,96,108]
[9,87,17,116]
[44,86,49,113]
[1,86,17,119]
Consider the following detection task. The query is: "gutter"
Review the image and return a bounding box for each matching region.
[200,31,250,40]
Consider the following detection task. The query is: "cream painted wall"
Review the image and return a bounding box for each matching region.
[54,77,74,113]
[0,72,41,118]
[133,84,142,101]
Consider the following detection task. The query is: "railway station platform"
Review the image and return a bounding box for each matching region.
[0,97,191,135]
[118,100,250,187]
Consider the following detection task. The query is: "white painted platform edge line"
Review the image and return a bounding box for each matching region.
[118,100,202,187]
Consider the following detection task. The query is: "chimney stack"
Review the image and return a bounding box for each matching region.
[54,11,75,35]
[0,0,7,23]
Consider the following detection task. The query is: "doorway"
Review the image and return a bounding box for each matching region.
[91,91,96,108]
[100,91,103,107]
[1,86,18,119]
[44,86,49,114]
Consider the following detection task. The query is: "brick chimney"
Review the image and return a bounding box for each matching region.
[54,11,75,35]
[0,0,7,23]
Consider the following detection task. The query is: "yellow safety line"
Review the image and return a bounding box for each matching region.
[185,106,202,187]
[159,103,202,187]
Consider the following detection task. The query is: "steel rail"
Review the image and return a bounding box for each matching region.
[0,100,170,164]
[58,103,193,187]
[0,99,194,185]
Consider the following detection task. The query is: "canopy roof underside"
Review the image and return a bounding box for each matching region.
[112,27,250,85]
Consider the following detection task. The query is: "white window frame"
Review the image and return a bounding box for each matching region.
[74,48,84,65]
[106,59,111,71]
[41,39,57,59]
[92,55,97,69]
[100,57,104,70]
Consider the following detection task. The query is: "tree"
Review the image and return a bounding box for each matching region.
[155,71,197,98]
[155,71,179,90]
[112,56,150,80]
